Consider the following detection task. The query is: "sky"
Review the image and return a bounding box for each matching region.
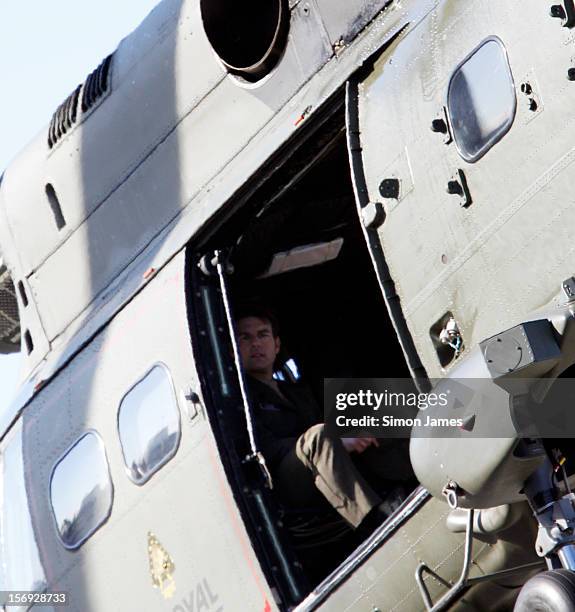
[0,1,161,418]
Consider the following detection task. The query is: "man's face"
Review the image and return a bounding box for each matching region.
[236,316,280,378]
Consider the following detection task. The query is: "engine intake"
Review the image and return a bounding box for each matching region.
[200,0,290,82]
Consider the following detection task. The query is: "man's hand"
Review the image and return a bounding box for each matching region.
[341,437,379,454]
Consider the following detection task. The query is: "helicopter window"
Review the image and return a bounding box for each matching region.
[117,364,181,485]
[0,423,47,597]
[447,37,516,163]
[273,357,301,382]
[49,431,113,550]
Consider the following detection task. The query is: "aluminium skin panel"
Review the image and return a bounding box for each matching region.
[357,0,574,378]
[305,497,537,611]
[18,251,274,611]
[0,0,443,390]
[3,0,332,342]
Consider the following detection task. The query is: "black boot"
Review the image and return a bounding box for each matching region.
[355,485,408,540]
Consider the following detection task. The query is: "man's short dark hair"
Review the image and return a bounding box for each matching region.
[234,303,280,337]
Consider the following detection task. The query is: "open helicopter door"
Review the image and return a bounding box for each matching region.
[187,249,308,608]
[344,4,575,608]
[345,0,575,381]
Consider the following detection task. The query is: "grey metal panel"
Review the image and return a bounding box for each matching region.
[4,0,225,277]
[357,0,575,377]
[313,496,536,611]
[112,0,183,80]
[16,1,334,343]
[5,0,440,392]
[0,422,49,593]
[63,0,225,217]
[1,135,66,275]
[23,0,428,344]
[316,0,391,44]
[408,345,545,508]
[19,252,274,610]
[6,0,330,281]
[29,75,276,341]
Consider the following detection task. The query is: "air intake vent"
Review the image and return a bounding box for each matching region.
[48,85,82,149]
[81,54,113,113]
[0,264,20,353]
[47,53,113,149]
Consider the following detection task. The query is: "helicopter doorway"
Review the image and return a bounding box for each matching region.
[186,103,419,605]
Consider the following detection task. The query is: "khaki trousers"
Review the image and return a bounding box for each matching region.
[274,424,382,528]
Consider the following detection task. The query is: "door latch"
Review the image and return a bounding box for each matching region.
[447,169,472,208]
[198,252,234,276]
[431,106,453,145]
[183,389,202,421]
[361,201,385,229]
[550,1,575,27]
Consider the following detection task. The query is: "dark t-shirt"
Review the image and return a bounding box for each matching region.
[246,376,321,472]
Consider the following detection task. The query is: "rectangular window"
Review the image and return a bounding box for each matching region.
[447,37,516,163]
[50,431,113,550]
[117,364,181,485]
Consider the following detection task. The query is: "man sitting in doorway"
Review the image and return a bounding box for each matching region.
[235,305,413,534]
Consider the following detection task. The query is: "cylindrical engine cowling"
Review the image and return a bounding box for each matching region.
[200,0,290,82]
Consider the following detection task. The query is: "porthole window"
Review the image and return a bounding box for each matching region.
[117,364,181,485]
[447,38,516,163]
[50,432,113,550]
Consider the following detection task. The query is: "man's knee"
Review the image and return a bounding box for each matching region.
[300,423,325,449]
[306,423,326,440]
[296,423,338,464]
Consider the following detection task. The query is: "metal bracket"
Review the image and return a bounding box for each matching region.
[246,450,274,490]
[431,106,453,145]
[416,509,474,611]
[551,1,575,27]
[438,316,464,358]
[198,252,234,276]
[563,277,575,300]
[446,169,472,208]
[416,509,544,611]
[442,480,463,509]
[182,389,204,422]
[361,201,386,229]
[534,493,575,557]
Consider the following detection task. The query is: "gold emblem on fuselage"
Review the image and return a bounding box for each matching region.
[147,531,176,599]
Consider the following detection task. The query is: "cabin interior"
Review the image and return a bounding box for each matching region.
[188,102,420,594]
